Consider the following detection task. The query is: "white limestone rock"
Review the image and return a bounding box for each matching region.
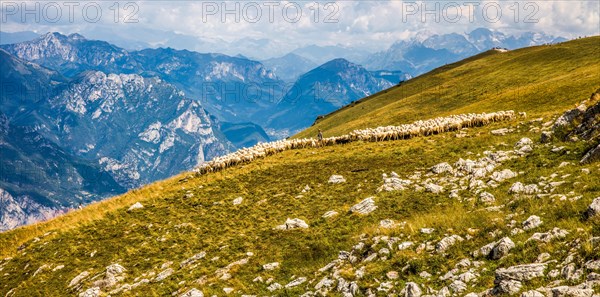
[436,235,464,253]
[180,288,204,297]
[522,215,543,230]
[274,218,309,230]
[431,162,453,174]
[350,197,377,215]
[262,262,280,271]
[491,169,518,182]
[128,202,144,211]
[424,183,444,194]
[328,175,346,184]
[232,197,243,205]
[69,271,90,288]
[322,211,338,218]
[586,197,600,218]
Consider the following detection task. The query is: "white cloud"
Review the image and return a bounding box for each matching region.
[1,0,598,54]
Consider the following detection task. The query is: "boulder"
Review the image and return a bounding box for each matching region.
[493,279,522,295]
[521,290,544,297]
[492,128,513,136]
[491,237,515,260]
[322,211,338,218]
[420,228,434,234]
[431,162,453,174]
[379,219,397,229]
[154,268,174,282]
[553,105,587,130]
[285,277,306,288]
[106,264,126,275]
[523,184,540,195]
[349,197,377,215]
[436,235,464,253]
[449,280,467,293]
[518,145,533,154]
[79,287,101,297]
[491,169,518,182]
[581,144,600,164]
[180,288,204,297]
[398,241,414,250]
[386,271,399,280]
[479,192,496,204]
[180,252,206,268]
[232,197,243,205]
[585,197,600,218]
[128,202,144,211]
[509,182,525,194]
[585,260,600,270]
[424,183,444,194]
[222,288,233,294]
[550,286,594,297]
[523,215,543,230]
[328,175,346,184]
[495,263,546,282]
[262,262,280,271]
[69,271,90,288]
[515,137,533,148]
[528,228,569,243]
[378,176,411,192]
[540,131,553,143]
[267,283,282,292]
[275,218,309,230]
[402,282,422,297]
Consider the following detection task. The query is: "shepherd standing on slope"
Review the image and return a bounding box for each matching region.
[317,129,323,146]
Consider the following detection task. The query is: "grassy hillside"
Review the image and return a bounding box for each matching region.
[296,36,600,139]
[0,37,599,297]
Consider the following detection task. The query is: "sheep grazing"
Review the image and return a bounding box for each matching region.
[194,111,515,175]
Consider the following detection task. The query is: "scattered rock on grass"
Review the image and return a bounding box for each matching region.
[350,197,377,215]
[274,218,309,230]
[585,197,600,218]
[128,202,144,211]
[328,175,346,184]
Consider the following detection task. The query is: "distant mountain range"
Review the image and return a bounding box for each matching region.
[261,53,318,82]
[0,46,235,229]
[362,28,567,75]
[266,58,398,134]
[0,31,40,45]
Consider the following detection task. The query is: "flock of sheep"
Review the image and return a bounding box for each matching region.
[194,110,516,175]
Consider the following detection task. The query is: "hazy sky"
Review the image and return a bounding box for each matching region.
[2,0,599,52]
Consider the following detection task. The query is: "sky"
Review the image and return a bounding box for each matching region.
[1,0,599,56]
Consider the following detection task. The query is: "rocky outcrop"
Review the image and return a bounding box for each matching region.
[349,197,377,215]
[550,91,600,163]
[328,175,346,184]
[436,235,464,253]
[523,215,543,230]
[490,237,516,260]
[0,188,64,231]
[274,218,309,230]
[180,288,204,297]
[581,144,600,164]
[493,264,546,295]
[495,263,546,282]
[585,197,600,219]
[128,202,144,211]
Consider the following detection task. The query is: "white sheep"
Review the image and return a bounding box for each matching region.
[193,111,515,175]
